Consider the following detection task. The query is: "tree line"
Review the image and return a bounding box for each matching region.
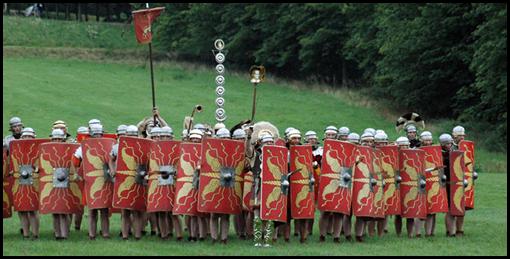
[153,3,506,151]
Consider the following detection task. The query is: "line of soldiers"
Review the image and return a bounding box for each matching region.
[3,114,477,246]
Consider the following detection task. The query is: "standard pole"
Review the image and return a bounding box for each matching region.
[149,42,157,126]
[251,83,257,122]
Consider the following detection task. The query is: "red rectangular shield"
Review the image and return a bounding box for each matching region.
[260,145,289,222]
[399,149,427,219]
[82,138,117,209]
[352,146,376,217]
[112,137,152,211]
[458,140,475,210]
[197,138,245,214]
[38,142,82,214]
[317,140,356,214]
[147,140,181,213]
[3,148,13,218]
[289,145,315,219]
[242,171,254,211]
[379,145,401,215]
[420,145,448,214]
[173,143,202,216]
[371,148,385,219]
[449,150,466,216]
[9,139,50,211]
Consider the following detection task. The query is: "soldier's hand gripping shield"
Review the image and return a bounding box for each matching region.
[10,139,50,212]
[197,138,245,214]
[82,138,117,209]
[38,142,82,214]
[318,139,356,214]
[289,145,315,219]
[378,145,401,216]
[458,140,475,210]
[147,140,181,213]
[449,150,466,216]
[112,136,152,211]
[173,142,202,216]
[399,149,427,219]
[260,145,289,222]
[420,145,448,214]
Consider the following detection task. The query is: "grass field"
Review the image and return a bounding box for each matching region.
[3,16,507,255]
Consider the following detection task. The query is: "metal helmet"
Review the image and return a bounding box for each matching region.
[126,125,139,136]
[88,119,101,127]
[284,127,295,139]
[90,124,104,136]
[439,133,453,145]
[260,132,274,144]
[232,129,246,139]
[363,128,376,136]
[9,117,23,127]
[405,124,417,133]
[77,126,89,134]
[360,132,375,141]
[150,127,162,137]
[160,126,173,137]
[21,127,36,138]
[347,133,360,144]
[324,125,338,134]
[396,136,410,146]
[288,129,301,139]
[304,131,318,141]
[193,123,206,132]
[116,124,128,134]
[189,129,204,140]
[214,122,226,132]
[338,127,350,136]
[51,129,66,139]
[374,132,388,142]
[452,126,465,137]
[52,120,67,130]
[216,128,231,139]
[375,129,385,135]
[420,131,433,141]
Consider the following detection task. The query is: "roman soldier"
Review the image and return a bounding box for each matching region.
[366,131,388,238]
[337,127,350,141]
[347,133,360,145]
[52,120,76,143]
[451,126,470,237]
[137,107,169,138]
[394,136,411,237]
[304,130,320,236]
[232,128,251,240]
[405,124,421,148]
[439,133,459,237]
[320,126,339,237]
[4,117,24,151]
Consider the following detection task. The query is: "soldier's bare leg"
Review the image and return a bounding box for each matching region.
[414,218,423,237]
[367,219,376,237]
[425,214,433,236]
[431,214,437,235]
[383,215,389,233]
[189,216,197,241]
[210,213,219,242]
[406,218,414,238]
[376,218,384,237]
[319,211,329,241]
[245,211,254,239]
[206,214,211,235]
[395,215,402,236]
[133,210,143,239]
[455,216,464,236]
[294,219,300,237]
[121,209,131,239]
[172,215,183,240]
[308,218,314,236]
[60,214,69,239]
[29,211,39,238]
[354,217,365,242]
[332,213,342,242]
[445,213,456,236]
[157,212,168,239]
[100,208,110,238]
[89,208,98,239]
[199,216,207,240]
[185,215,191,234]
[20,212,30,238]
[284,223,291,242]
[53,214,61,239]
[149,212,158,235]
[220,214,230,243]
[74,209,83,230]
[343,214,352,241]
[327,213,334,235]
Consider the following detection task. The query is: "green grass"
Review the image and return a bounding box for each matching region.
[3,172,506,255]
[3,15,138,50]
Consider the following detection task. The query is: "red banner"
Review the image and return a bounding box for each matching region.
[132,7,165,44]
